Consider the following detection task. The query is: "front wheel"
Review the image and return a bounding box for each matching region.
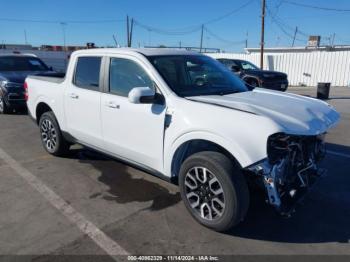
[246,79,259,88]
[179,151,249,232]
[39,111,70,156]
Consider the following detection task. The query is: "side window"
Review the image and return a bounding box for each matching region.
[74,57,101,91]
[227,60,239,67]
[109,58,153,97]
[219,59,229,66]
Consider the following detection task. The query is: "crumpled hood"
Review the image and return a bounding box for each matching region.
[187,88,340,135]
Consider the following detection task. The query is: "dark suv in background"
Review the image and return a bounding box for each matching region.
[217,58,289,92]
[0,54,62,114]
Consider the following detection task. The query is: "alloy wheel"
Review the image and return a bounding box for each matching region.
[250,81,258,88]
[41,119,57,152]
[184,167,225,220]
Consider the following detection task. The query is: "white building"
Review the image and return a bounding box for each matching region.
[207,45,350,87]
[244,45,350,54]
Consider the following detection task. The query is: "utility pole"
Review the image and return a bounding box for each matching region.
[126,15,130,47]
[260,0,266,69]
[113,35,118,47]
[24,30,28,45]
[60,22,67,69]
[327,35,332,46]
[60,22,67,51]
[148,29,152,46]
[331,33,336,46]
[199,24,204,53]
[129,18,134,47]
[292,26,298,47]
[245,31,249,48]
[179,41,182,49]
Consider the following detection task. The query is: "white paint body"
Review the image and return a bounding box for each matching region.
[26,48,340,178]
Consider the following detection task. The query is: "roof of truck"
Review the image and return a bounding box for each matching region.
[73,48,200,57]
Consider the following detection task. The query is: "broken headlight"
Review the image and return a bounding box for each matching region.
[267,133,326,165]
[267,133,291,164]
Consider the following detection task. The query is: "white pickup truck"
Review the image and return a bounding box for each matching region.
[26,48,340,231]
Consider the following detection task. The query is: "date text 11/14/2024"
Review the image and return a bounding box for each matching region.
[127,255,219,261]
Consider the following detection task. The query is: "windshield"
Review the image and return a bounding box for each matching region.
[0,56,49,71]
[238,60,259,70]
[148,55,248,97]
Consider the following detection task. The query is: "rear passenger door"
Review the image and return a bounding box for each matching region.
[101,56,166,172]
[64,56,104,148]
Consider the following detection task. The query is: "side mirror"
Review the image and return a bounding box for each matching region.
[128,86,156,104]
[49,66,53,71]
[231,65,241,73]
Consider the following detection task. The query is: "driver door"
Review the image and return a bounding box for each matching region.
[101,56,166,172]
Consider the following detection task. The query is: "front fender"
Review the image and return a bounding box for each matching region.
[242,75,261,84]
[164,130,253,178]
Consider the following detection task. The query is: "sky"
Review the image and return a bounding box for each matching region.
[1,0,350,52]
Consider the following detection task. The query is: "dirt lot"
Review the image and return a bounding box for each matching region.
[0,86,349,261]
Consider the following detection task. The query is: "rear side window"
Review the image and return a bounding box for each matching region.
[219,59,239,68]
[109,58,153,97]
[74,57,101,91]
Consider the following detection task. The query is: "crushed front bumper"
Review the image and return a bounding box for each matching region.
[247,158,326,216]
[246,133,327,216]
[261,79,289,91]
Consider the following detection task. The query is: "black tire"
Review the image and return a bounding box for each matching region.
[247,78,259,88]
[179,151,249,232]
[39,111,70,156]
[0,95,11,114]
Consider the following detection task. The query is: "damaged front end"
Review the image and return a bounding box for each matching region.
[247,133,327,216]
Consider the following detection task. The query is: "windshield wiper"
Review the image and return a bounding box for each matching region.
[182,90,240,97]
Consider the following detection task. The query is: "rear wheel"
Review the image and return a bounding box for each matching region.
[0,95,11,114]
[39,111,70,156]
[179,151,249,232]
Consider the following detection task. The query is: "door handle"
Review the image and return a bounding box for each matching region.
[70,93,79,99]
[106,101,120,109]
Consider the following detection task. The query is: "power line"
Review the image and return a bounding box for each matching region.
[202,0,255,25]
[134,20,201,35]
[267,3,336,43]
[0,18,125,24]
[266,0,349,45]
[133,0,254,36]
[266,4,307,42]
[284,0,350,12]
[268,0,308,38]
[204,27,246,46]
[267,5,302,33]
[267,0,284,19]
[337,35,350,44]
[200,25,204,52]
